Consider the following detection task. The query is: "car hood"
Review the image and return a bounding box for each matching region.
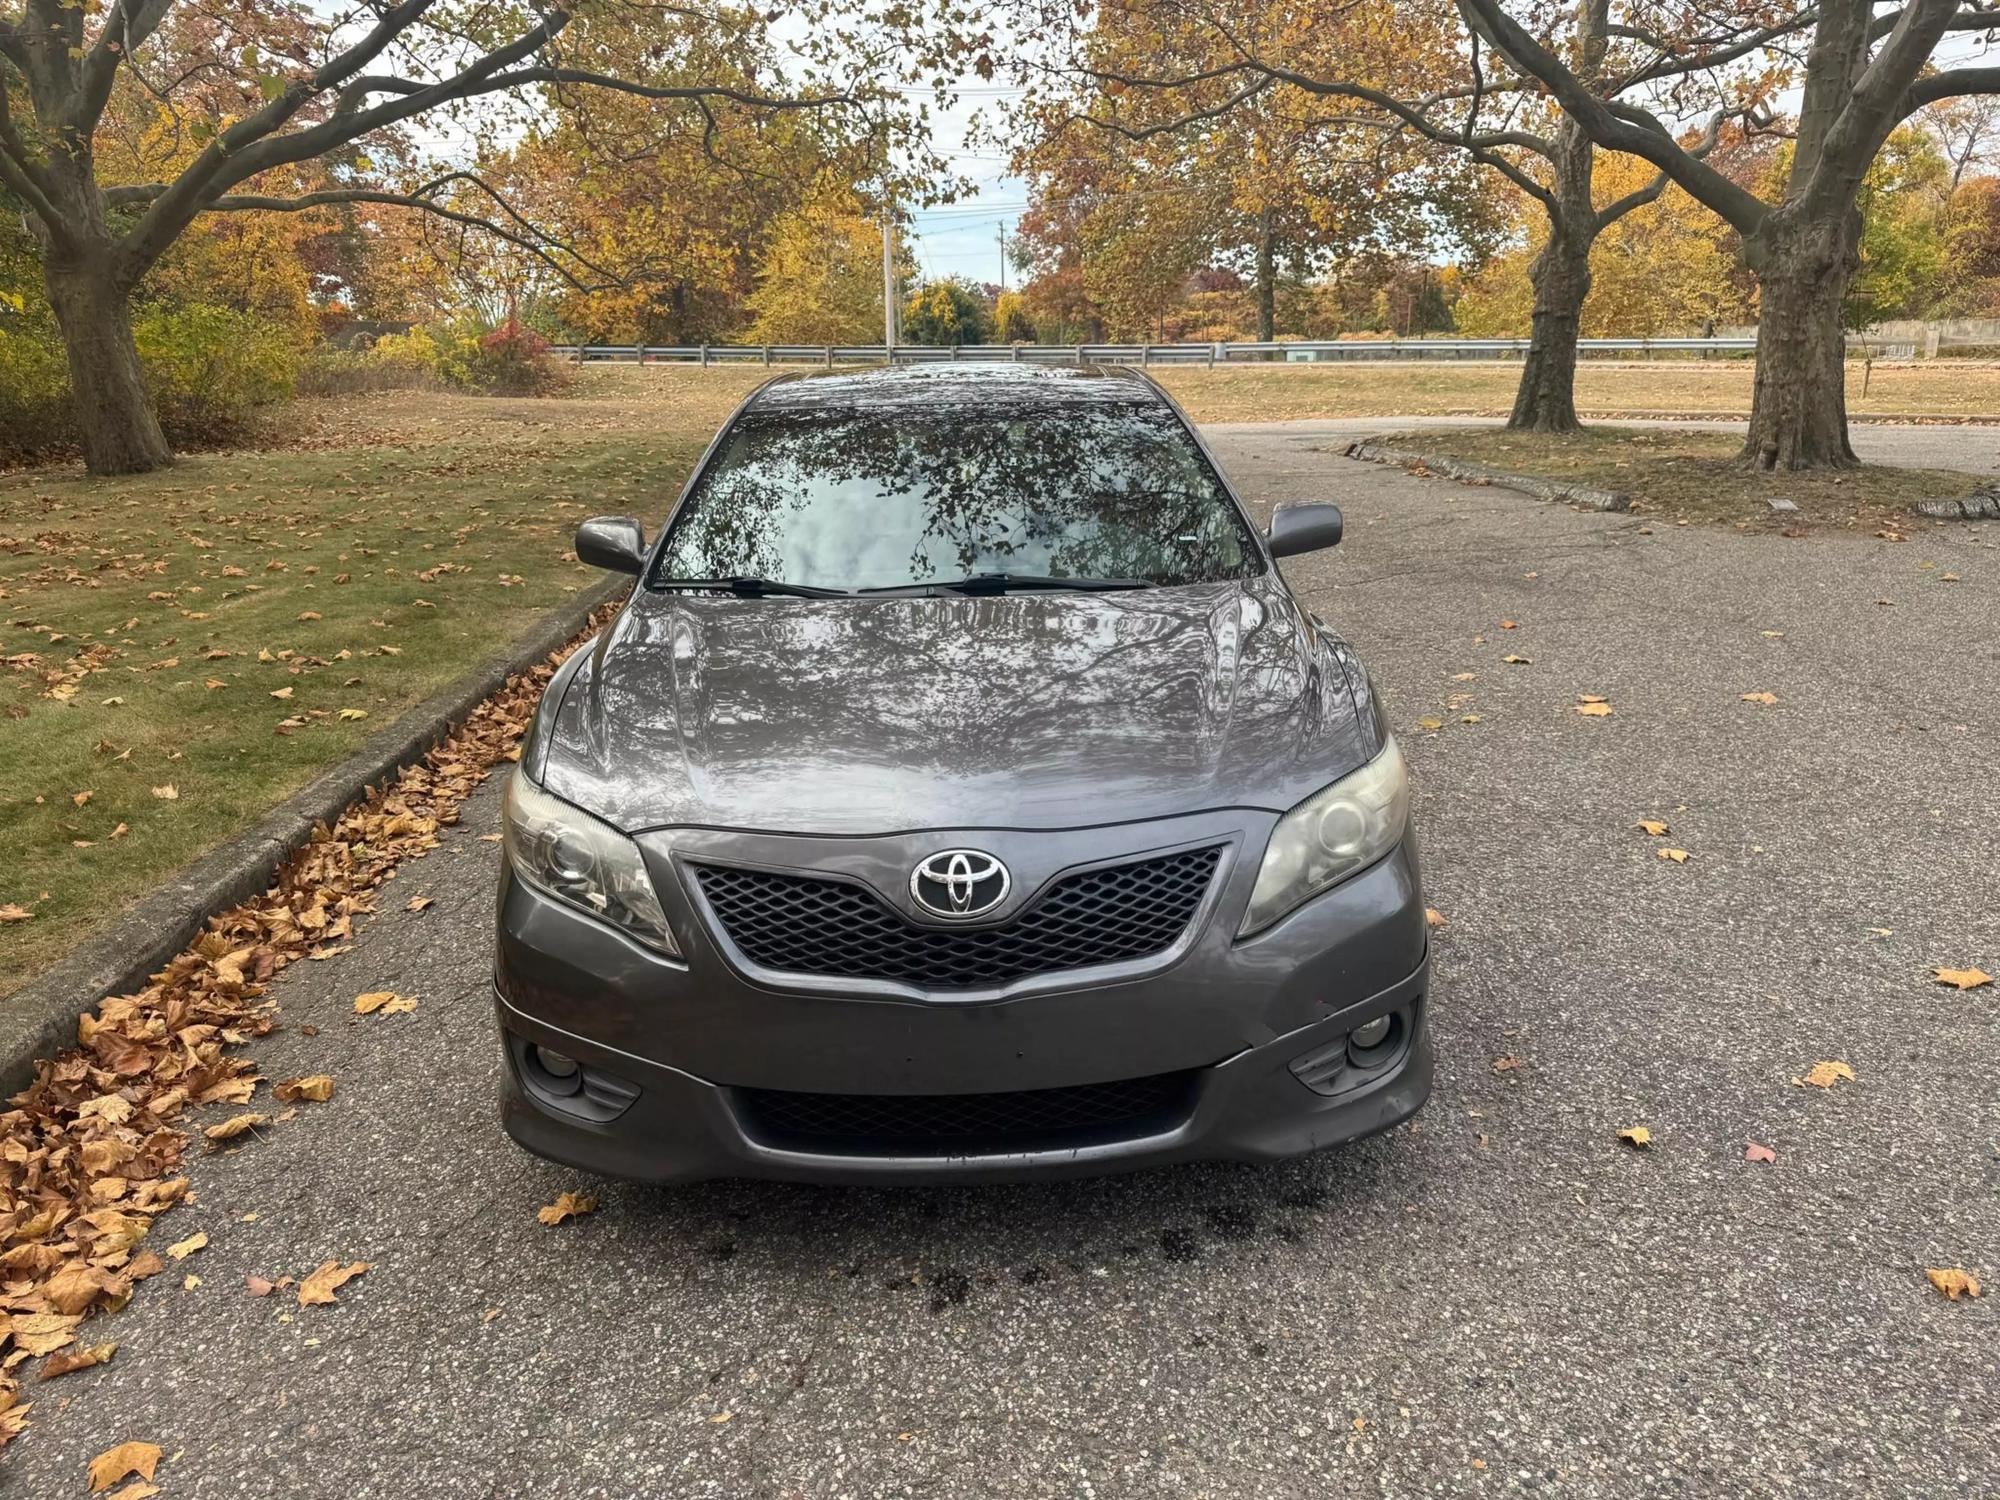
[535,577,1378,834]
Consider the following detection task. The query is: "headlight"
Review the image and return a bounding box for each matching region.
[1239,737,1410,936]
[502,770,679,955]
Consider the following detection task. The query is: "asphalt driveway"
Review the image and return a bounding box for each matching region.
[7,434,1996,1499]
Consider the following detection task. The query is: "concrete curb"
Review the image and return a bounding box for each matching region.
[0,574,628,1097]
[1343,440,1632,512]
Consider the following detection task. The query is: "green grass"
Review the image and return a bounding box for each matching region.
[1377,425,1988,530]
[0,374,766,996]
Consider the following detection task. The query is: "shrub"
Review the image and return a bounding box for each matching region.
[134,304,297,445]
[294,319,567,398]
[0,320,75,465]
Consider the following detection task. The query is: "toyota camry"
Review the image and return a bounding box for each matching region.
[493,362,1430,1183]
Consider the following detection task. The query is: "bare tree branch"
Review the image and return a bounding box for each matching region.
[1453,0,1771,235]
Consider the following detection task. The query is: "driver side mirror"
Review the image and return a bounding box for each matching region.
[1266,502,1343,558]
[576,516,647,575]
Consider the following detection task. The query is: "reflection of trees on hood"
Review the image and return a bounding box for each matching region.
[657,398,1257,588]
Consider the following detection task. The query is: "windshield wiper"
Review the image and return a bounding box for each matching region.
[858,572,1155,596]
[653,576,851,599]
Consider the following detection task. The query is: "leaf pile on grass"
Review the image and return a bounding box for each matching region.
[0,602,618,1449]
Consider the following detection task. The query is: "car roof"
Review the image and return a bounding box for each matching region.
[748,362,1166,415]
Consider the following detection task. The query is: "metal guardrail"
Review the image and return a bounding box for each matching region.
[544,336,1837,367]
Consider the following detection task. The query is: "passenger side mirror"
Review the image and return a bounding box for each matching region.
[576,516,647,575]
[1266,502,1343,558]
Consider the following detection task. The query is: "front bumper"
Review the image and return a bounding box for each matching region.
[494,815,1432,1185]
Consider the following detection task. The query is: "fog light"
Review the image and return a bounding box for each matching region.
[534,1046,580,1079]
[1350,1015,1392,1049]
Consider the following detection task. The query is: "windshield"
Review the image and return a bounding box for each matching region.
[650,401,1261,592]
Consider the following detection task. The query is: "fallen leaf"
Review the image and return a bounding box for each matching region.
[1416,716,1444,731]
[1617,1126,1653,1149]
[404,895,434,913]
[39,1342,115,1380]
[1575,701,1614,717]
[274,1074,336,1103]
[1499,619,1517,630]
[1926,1267,1981,1301]
[1501,654,1532,665]
[270,687,293,700]
[203,1113,267,1141]
[245,1275,276,1297]
[1424,908,1446,928]
[0,903,32,922]
[1744,1141,1777,1164]
[72,789,94,807]
[537,1190,599,1226]
[1739,691,1779,705]
[150,784,177,800]
[353,990,416,1015]
[297,1259,372,1307]
[298,610,322,621]
[165,1231,208,1260]
[182,1273,200,1290]
[1797,1060,1856,1089]
[103,1484,160,1500]
[337,707,369,721]
[88,1440,162,1492]
[1657,848,1691,863]
[1636,820,1670,836]
[1491,1056,1525,1073]
[1933,966,1992,991]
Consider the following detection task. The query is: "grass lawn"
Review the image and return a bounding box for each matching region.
[1371,424,1989,530]
[0,368,772,996]
[1148,358,2000,423]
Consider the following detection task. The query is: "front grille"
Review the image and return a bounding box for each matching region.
[736,1071,1196,1153]
[693,845,1222,987]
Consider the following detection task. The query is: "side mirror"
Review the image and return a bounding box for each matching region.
[1266,502,1343,558]
[576,516,647,575]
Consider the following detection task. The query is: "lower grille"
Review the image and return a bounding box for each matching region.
[736,1071,1197,1155]
[694,845,1222,987]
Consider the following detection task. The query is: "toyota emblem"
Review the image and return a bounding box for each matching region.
[910,849,1010,919]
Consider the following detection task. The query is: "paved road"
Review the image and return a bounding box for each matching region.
[8,438,1997,1498]
[1218,415,2000,477]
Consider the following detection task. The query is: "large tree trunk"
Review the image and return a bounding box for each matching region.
[43,254,172,476]
[1740,215,1859,470]
[1509,236,1590,432]
[1507,114,1595,434]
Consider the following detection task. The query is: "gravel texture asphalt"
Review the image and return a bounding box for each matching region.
[6,431,1997,1499]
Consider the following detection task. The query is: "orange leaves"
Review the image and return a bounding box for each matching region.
[297,1259,372,1307]
[203,1113,267,1142]
[1574,694,1612,716]
[149,785,177,801]
[274,1074,336,1102]
[537,1191,599,1226]
[1635,820,1669,836]
[1926,1268,1982,1302]
[88,1441,162,1492]
[1739,691,1779,705]
[1656,848,1691,863]
[1743,1141,1778,1165]
[1796,1060,1855,1090]
[38,1341,115,1380]
[353,990,416,1015]
[1932,966,1992,991]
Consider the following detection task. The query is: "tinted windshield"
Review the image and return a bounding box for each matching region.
[651,401,1260,592]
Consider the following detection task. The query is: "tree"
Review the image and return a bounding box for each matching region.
[744,203,896,344]
[902,276,991,344]
[1455,0,2000,468]
[1006,0,1499,349]
[0,1,946,473]
[1002,0,1782,430]
[992,289,1037,342]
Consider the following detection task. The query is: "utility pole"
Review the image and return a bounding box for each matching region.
[881,211,898,355]
[998,221,1007,293]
